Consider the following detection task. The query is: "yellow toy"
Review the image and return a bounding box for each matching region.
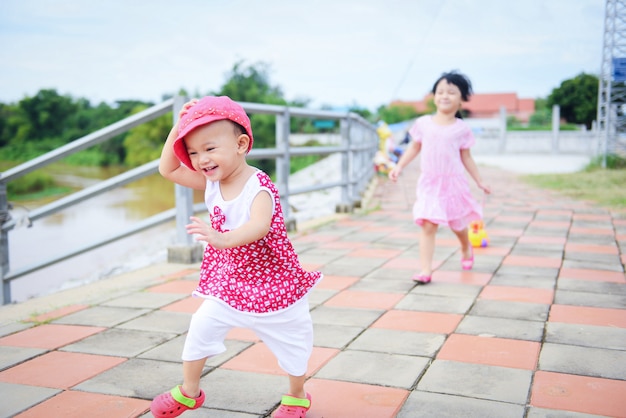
[468,220,489,247]
[374,122,395,175]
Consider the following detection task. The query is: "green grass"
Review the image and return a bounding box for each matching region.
[521,155,626,211]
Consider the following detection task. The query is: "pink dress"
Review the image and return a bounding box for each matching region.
[193,171,322,314]
[408,115,482,231]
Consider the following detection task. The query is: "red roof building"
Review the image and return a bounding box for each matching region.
[392,92,535,123]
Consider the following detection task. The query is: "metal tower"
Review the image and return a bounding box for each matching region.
[597,0,626,164]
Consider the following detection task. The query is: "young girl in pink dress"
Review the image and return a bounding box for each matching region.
[388,71,491,283]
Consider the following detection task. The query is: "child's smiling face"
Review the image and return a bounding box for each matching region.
[184,120,246,181]
[434,79,463,115]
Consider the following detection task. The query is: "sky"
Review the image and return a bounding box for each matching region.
[0,0,606,111]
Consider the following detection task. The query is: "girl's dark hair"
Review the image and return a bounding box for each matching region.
[431,70,473,118]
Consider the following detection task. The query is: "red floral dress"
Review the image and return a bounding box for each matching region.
[193,171,322,313]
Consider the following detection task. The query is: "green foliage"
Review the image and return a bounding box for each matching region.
[124,108,172,167]
[376,103,419,124]
[587,154,626,170]
[523,167,626,209]
[547,73,598,129]
[7,171,62,200]
[214,61,290,175]
[528,107,552,127]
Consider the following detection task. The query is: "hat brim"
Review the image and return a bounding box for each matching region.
[173,115,253,171]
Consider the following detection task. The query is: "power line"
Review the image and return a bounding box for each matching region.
[390,0,447,102]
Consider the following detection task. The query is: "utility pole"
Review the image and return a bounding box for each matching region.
[597,0,626,167]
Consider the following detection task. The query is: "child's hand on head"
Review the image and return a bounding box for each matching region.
[178,98,199,119]
[186,216,228,249]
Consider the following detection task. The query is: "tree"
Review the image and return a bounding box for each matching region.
[376,103,420,124]
[18,89,77,142]
[215,61,289,174]
[124,106,172,167]
[547,73,598,129]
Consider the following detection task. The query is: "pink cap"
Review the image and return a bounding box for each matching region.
[173,96,253,170]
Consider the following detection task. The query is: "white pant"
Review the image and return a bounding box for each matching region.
[182,297,313,376]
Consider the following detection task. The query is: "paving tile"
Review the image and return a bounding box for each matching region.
[0,321,32,338]
[409,281,483,299]
[312,323,364,349]
[62,328,177,357]
[479,285,554,304]
[197,368,287,414]
[315,349,430,389]
[428,270,493,285]
[456,315,545,341]
[558,268,626,282]
[496,265,560,279]
[147,279,198,294]
[566,242,619,254]
[397,391,525,418]
[310,306,384,327]
[0,351,125,389]
[51,306,150,327]
[489,272,556,289]
[305,378,409,418]
[349,276,416,293]
[417,360,532,404]
[220,342,337,376]
[308,288,338,308]
[0,346,47,371]
[545,322,626,351]
[161,296,204,313]
[313,275,359,290]
[116,310,191,334]
[101,291,185,309]
[348,328,445,357]
[372,309,462,334]
[538,343,626,379]
[502,255,562,269]
[530,370,626,417]
[556,277,626,295]
[347,248,403,258]
[13,389,151,418]
[323,289,404,310]
[554,289,625,309]
[437,334,540,370]
[24,304,89,323]
[549,304,626,328]
[526,407,604,418]
[395,293,475,314]
[469,300,550,322]
[0,382,60,417]
[0,324,105,349]
[517,236,567,245]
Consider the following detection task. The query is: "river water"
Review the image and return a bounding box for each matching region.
[7,164,205,303]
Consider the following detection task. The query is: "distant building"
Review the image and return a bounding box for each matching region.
[391,92,535,123]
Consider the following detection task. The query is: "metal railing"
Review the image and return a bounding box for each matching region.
[0,96,379,304]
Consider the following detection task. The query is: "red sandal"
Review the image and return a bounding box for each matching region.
[273,393,312,418]
[150,385,205,417]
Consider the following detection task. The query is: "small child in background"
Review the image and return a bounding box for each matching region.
[151,96,322,417]
[388,71,491,283]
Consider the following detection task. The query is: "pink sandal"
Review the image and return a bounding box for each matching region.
[150,385,205,417]
[412,274,432,284]
[273,393,312,418]
[461,247,474,270]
